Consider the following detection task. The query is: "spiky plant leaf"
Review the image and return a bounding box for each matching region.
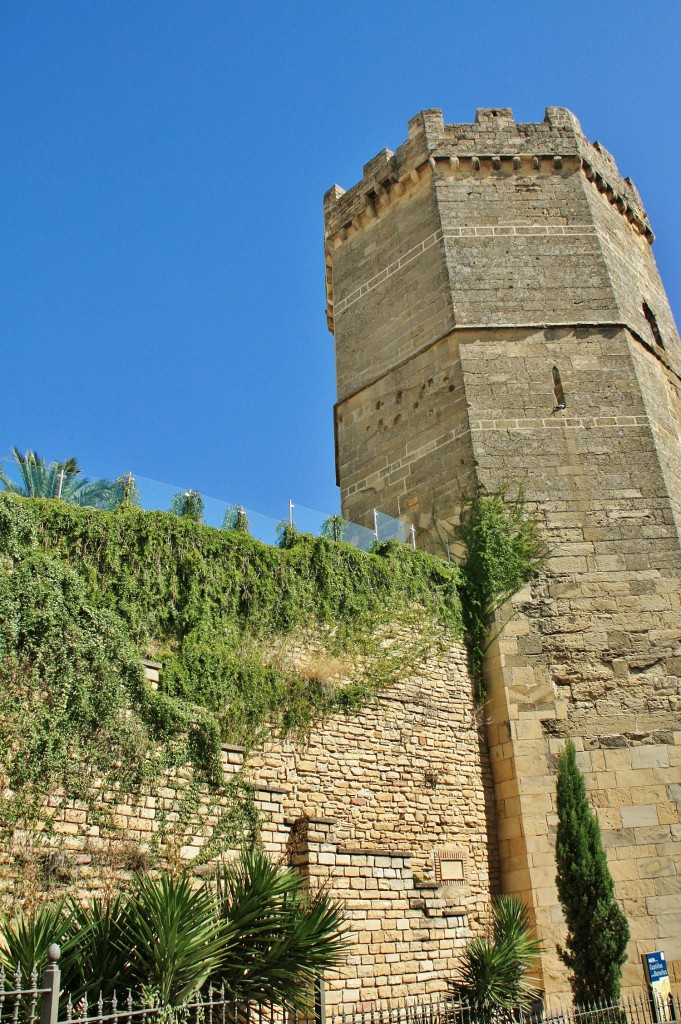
[0,900,75,977]
[119,873,228,1007]
[214,847,348,1009]
[63,896,131,1003]
[451,895,542,1020]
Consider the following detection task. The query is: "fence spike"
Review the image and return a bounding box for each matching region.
[27,965,38,1024]
[65,993,73,1023]
[111,991,118,1016]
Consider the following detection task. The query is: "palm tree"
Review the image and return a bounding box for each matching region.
[450,895,543,1020]
[0,447,117,508]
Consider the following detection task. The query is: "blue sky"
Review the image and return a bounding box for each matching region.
[2,1,680,522]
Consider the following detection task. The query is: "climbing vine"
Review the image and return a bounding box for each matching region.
[0,486,543,853]
[457,488,546,697]
[0,493,463,843]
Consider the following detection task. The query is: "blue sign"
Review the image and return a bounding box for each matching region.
[644,952,669,984]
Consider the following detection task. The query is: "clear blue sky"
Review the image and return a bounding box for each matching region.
[2,1,680,521]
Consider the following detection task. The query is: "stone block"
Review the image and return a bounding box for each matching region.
[621,804,660,828]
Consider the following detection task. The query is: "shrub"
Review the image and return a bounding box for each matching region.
[555,738,630,1005]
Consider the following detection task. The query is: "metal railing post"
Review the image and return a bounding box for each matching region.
[39,945,60,1024]
[314,977,326,1024]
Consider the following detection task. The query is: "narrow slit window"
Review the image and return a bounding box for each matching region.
[643,302,665,350]
[552,366,566,409]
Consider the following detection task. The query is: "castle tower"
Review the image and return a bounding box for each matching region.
[324,108,681,999]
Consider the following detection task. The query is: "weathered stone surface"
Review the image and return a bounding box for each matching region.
[325,106,681,1000]
[1,634,492,1013]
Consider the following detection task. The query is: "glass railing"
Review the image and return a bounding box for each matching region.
[0,456,415,555]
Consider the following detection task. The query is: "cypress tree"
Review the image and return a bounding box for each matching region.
[555,738,630,1006]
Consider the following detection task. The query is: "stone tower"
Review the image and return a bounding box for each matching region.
[324,108,681,999]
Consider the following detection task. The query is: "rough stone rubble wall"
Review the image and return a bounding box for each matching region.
[1,640,491,1012]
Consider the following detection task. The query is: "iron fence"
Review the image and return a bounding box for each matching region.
[1,948,678,1024]
[0,963,50,1024]
[327,992,680,1024]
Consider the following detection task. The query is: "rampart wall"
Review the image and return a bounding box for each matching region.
[1,641,493,1012]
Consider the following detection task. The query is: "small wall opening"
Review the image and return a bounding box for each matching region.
[552,366,566,410]
[643,302,665,350]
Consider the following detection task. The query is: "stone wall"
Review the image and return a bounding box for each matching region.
[251,639,496,901]
[325,106,681,1000]
[326,105,681,535]
[287,817,471,1011]
[1,639,492,1012]
[484,597,681,1003]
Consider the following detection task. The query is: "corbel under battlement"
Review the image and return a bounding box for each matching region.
[323,107,654,333]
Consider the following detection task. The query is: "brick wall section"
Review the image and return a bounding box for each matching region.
[251,640,497,906]
[1,640,492,1011]
[485,607,681,1003]
[330,185,453,402]
[447,324,681,1000]
[335,329,477,539]
[326,105,681,532]
[0,742,289,903]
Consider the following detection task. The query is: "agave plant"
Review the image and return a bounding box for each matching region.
[0,448,117,509]
[450,895,542,1020]
[0,900,71,976]
[214,847,348,1010]
[64,896,131,1003]
[0,899,78,1011]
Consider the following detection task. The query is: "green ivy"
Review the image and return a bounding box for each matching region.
[458,488,546,696]
[0,494,464,841]
[0,487,543,848]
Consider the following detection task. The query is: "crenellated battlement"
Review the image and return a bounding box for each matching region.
[323,107,670,365]
[324,106,651,249]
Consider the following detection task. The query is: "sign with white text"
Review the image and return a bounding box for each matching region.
[643,951,671,1021]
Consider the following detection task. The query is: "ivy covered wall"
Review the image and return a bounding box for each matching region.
[0,490,541,906]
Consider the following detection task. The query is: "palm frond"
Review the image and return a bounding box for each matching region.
[119,873,227,1007]
[0,449,117,507]
[214,848,348,1009]
[451,895,542,1017]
